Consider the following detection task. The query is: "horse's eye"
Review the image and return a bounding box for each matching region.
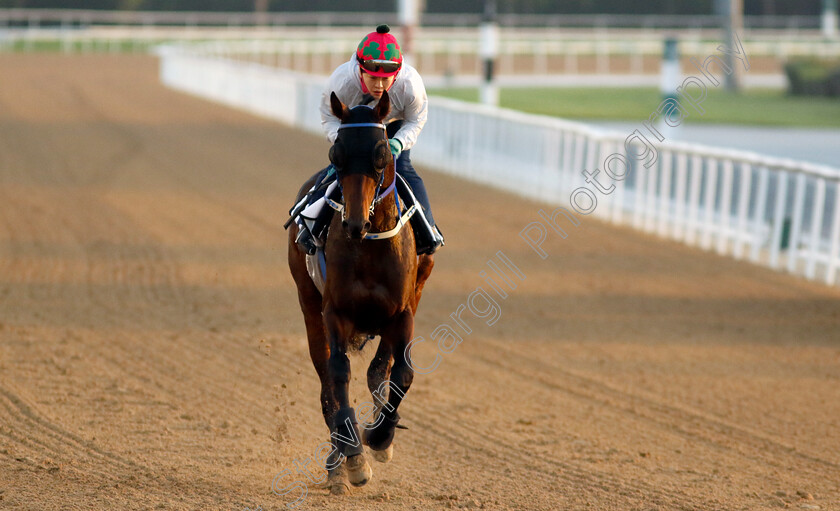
[329,142,345,168]
[372,140,389,170]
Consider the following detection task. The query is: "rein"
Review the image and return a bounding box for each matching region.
[328,122,415,240]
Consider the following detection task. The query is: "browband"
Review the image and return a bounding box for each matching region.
[338,123,386,130]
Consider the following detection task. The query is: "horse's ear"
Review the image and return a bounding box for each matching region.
[330,92,349,120]
[373,90,390,122]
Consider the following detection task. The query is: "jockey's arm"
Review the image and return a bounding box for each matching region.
[389,68,428,152]
[320,62,357,144]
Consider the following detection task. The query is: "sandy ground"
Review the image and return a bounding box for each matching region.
[0,54,839,511]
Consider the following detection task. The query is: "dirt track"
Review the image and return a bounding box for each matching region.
[0,54,839,511]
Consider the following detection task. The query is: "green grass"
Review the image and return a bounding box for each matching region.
[428,87,840,128]
[2,40,158,53]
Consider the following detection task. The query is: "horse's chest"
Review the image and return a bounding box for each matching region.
[341,275,402,307]
[329,264,409,317]
[325,235,415,322]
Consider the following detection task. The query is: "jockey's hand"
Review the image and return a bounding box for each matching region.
[388,138,403,159]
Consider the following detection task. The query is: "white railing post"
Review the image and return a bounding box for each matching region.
[787,173,807,274]
[541,129,562,203]
[595,139,615,220]
[644,154,659,233]
[806,179,827,280]
[750,166,770,263]
[686,155,704,247]
[561,132,574,193]
[633,160,647,230]
[572,134,586,193]
[701,158,719,251]
[733,162,753,259]
[611,141,627,225]
[657,150,673,237]
[717,159,735,256]
[672,151,689,241]
[769,171,789,269]
[827,182,840,285]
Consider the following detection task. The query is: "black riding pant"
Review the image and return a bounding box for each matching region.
[395,149,435,227]
[386,120,435,227]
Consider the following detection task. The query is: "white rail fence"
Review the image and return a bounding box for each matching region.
[176,36,840,69]
[5,28,839,82]
[0,8,829,31]
[158,46,840,287]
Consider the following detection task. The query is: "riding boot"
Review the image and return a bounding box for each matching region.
[295,222,318,255]
[420,225,445,255]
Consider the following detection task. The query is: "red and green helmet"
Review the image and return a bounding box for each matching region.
[356,25,403,77]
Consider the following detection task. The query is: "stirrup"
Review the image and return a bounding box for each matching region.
[431,226,445,253]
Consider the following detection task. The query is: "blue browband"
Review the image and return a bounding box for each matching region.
[338,123,386,130]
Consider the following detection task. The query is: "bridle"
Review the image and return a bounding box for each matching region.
[325,122,416,240]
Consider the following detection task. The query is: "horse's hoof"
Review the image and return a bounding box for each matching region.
[329,481,351,495]
[369,443,393,463]
[345,453,372,487]
[328,462,350,495]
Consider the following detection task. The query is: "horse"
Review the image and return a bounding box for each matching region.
[287,90,435,494]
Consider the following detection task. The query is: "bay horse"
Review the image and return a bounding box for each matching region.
[287,91,435,494]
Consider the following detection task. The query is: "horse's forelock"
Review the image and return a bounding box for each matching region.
[345,104,379,125]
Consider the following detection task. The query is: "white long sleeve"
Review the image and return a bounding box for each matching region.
[319,57,428,151]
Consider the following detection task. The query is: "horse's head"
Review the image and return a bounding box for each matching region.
[329,91,392,240]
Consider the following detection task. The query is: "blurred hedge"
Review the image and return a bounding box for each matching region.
[785,59,840,97]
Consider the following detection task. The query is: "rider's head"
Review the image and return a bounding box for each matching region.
[356,25,402,93]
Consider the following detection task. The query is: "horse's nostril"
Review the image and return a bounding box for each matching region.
[363,221,371,231]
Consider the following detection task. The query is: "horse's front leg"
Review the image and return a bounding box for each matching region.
[323,305,372,488]
[303,318,350,495]
[364,310,414,453]
[289,234,349,494]
[365,340,394,462]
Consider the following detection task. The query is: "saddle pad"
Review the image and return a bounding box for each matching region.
[300,180,339,222]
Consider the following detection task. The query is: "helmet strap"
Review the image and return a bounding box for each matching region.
[386,74,398,91]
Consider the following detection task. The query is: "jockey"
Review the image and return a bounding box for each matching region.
[294,24,444,256]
